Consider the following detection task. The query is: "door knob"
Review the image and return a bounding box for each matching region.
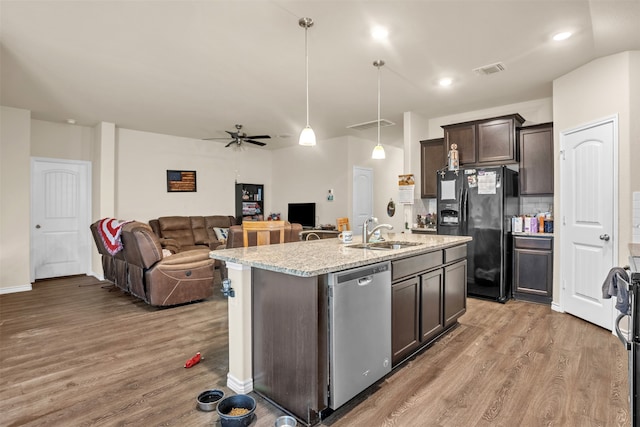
[35,224,41,229]
[599,234,610,241]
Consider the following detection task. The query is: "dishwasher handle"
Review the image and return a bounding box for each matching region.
[357,276,373,286]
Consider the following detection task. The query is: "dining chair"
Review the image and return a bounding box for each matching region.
[242,220,286,247]
[336,217,351,232]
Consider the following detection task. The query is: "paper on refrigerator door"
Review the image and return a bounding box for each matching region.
[478,171,497,194]
[441,180,456,200]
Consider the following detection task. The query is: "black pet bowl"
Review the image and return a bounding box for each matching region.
[216,394,256,427]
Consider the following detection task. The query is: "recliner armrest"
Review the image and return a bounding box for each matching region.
[159,238,181,253]
[159,248,211,265]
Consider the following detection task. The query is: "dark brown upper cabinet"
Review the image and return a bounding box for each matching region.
[420,138,445,198]
[442,114,525,166]
[518,123,554,195]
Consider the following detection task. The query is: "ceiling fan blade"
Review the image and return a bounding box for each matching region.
[226,130,239,138]
[246,139,267,146]
[245,135,271,139]
[225,141,236,148]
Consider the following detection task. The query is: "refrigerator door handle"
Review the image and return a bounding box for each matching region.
[615,313,632,350]
[462,189,468,223]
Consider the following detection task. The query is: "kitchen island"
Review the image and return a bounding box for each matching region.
[210,233,471,425]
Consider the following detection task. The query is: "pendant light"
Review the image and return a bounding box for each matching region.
[299,17,316,146]
[372,60,386,159]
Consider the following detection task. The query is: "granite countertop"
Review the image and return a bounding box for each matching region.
[210,233,471,277]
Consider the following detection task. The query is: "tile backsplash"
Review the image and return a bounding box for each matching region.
[634,192,640,243]
[520,196,554,216]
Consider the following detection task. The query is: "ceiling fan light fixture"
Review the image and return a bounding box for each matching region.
[299,17,316,147]
[372,59,386,160]
[299,125,316,146]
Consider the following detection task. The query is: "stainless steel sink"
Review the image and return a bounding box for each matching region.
[346,241,423,250]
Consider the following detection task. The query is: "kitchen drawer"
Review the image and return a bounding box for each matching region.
[514,236,552,250]
[392,251,443,281]
[444,245,467,263]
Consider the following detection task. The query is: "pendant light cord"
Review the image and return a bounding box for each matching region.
[305,24,310,127]
[377,63,381,146]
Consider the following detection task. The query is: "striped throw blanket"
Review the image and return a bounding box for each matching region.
[98,218,132,255]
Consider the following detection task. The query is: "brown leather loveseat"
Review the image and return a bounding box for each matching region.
[149,215,236,253]
[120,221,215,306]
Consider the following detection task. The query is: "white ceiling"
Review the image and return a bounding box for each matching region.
[1,1,639,149]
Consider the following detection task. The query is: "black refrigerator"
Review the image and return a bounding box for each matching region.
[436,166,519,302]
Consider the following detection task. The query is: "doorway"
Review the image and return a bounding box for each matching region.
[31,158,92,281]
[560,116,618,330]
[352,166,373,235]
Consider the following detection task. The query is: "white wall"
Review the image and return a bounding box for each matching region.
[31,119,94,161]
[347,136,405,233]
[271,136,348,227]
[115,128,273,222]
[553,50,640,305]
[0,106,32,292]
[271,135,404,232]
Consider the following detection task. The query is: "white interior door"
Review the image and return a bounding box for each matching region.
[31,158,91,280]
[352,166,373,235]
[560,117,617,330]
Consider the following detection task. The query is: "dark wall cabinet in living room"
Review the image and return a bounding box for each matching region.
[512,235,553,304]
[442,114,525,166]
[518,123,554,195]
[420,138,445,198]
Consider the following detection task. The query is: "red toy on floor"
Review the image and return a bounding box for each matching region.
[184,352,202,368]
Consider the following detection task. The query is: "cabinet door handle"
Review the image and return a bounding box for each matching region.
[599,234,610,241]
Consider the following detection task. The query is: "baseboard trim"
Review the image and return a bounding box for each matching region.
[551,301,563,313]
[89,272,105,281]
[0,284,33,295]
[227,373,253,394]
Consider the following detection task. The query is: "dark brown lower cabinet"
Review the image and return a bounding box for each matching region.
[392,276,420,363]
[512,235,553,304]
[421,269,444,341]
[391,247,467,366]
[444,260,467,327]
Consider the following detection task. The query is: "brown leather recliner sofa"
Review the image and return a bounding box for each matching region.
[90,220,129,292]
[120,221,215,306]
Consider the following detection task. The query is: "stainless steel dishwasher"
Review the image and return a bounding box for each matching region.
[328,261,392,409]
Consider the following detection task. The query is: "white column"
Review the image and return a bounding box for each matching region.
[225,262,254,393]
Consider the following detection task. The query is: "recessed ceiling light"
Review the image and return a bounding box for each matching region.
[66,119,76,124]
[553,31,572,41]
[439,77,453,87]
[371,26,388,41]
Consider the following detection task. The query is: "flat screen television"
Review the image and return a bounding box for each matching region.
[287,202,316,229]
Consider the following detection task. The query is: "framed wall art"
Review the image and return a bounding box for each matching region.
[167,170,197,192]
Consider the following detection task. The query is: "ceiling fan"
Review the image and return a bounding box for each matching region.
[204,124,270,147]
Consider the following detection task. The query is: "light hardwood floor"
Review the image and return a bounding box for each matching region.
[0,276,630,426]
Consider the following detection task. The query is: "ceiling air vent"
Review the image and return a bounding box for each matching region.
[473,62,506,75]
[347,119,395,131]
